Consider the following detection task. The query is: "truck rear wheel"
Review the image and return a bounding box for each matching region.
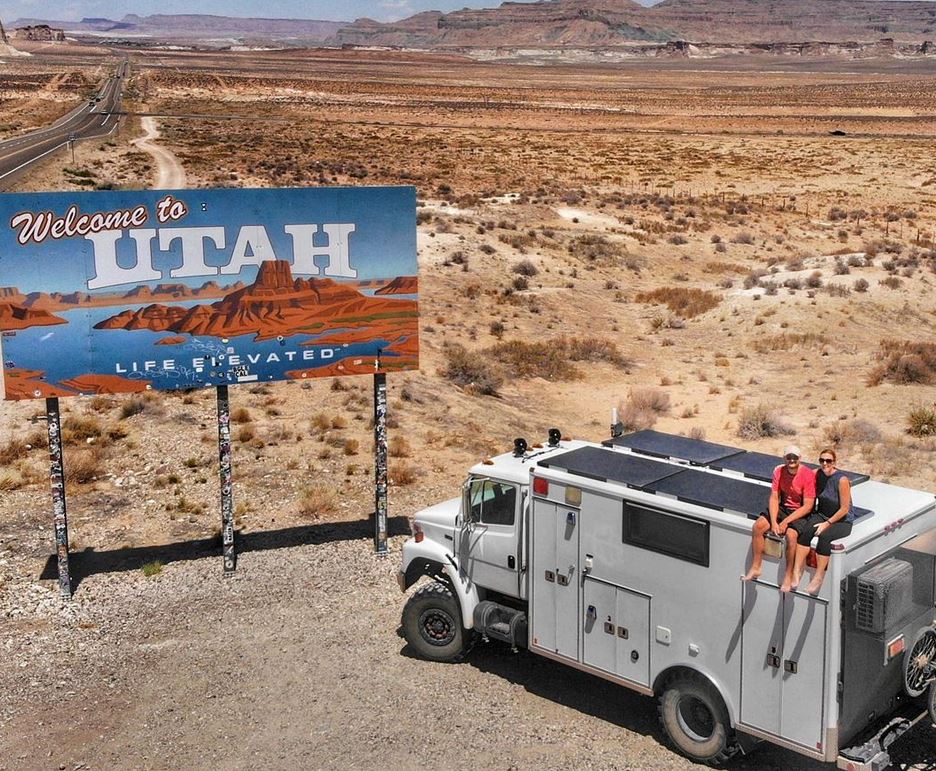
[402,582,468,663]
[659,672,736,766]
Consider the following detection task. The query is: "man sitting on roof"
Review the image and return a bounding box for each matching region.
[743,444,816,586]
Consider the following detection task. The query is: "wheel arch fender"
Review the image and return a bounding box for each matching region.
[400,539,479,630]
[653,664,739,728]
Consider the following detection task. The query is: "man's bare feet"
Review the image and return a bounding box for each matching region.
[806,578,824,595]
[780,578,792,592]
[742,566,761,582]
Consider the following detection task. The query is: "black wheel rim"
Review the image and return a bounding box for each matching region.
[418,607,456,647]
[676,695,716,743]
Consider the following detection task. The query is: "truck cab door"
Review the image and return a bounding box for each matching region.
[457,477,521,599]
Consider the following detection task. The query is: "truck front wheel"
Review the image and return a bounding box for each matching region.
[659,672,736,766]
[402,582,468,663]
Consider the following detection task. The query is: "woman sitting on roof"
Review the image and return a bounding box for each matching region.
[785,448,855,595]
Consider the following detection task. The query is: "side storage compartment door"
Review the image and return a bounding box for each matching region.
[740,580,784,736]
[530,499,580,660]
[583,577,651,687]
[780,594,827,750]
[740,582,828,752]
[531,499,558,653]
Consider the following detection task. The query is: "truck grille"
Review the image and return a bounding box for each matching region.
[855,558,914,634]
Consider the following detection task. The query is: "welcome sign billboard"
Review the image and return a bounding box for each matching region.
[0,186,418,400]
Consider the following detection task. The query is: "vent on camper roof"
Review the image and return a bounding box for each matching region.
[855,558,914,635]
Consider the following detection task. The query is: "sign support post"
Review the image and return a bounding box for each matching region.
[216,384,236,574]
[46,397,72,598]
[373,364,388,556]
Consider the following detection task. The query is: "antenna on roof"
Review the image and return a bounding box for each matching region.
[610,407,624,438]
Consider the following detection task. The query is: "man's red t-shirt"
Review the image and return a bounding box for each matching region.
[771,464,816,511]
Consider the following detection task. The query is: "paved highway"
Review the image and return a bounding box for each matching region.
[0,61,128,189]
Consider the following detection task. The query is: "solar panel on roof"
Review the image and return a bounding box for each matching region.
[602,429,744,465]
[710,451,869,486]
[648,468,770,519]
[539,446,682,489]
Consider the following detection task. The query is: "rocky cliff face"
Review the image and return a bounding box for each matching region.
[332,0,936,47]
[93,260,417,341]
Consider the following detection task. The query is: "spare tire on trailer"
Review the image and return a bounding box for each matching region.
[658,671,738,766]
[402,581,469,663]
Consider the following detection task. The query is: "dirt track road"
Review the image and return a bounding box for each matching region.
[132,116,186,189]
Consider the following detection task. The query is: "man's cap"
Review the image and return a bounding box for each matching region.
[783,444,801,458]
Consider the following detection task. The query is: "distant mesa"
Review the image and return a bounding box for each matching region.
[59,373,151,394]
[3,367,75,400]
[0,280,242,331]
[375,276,418,295]
[93,260,419,342]
[0,302,67,330]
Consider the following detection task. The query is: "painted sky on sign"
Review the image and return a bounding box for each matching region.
[0,186,416,295]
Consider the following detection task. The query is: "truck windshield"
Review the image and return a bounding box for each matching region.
[468,478,517,526]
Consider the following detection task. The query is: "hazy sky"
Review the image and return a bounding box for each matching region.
[5,0,930,24]
[7,0,662,24]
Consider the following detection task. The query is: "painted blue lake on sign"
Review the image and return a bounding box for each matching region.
[2,302,402,392]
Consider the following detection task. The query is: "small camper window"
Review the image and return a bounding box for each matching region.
[622,501,710,567]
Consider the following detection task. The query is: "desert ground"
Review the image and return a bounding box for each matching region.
[1,43,935,769]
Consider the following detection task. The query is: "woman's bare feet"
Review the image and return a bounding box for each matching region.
[742,565,761,582]
[806,577,824,595]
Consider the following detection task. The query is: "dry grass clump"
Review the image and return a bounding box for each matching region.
[391,462,418,486]
[616,387,671,431]
[441,343,503,396]
[563,337,630,368]
[567,234,618,263]
[0,438,30,465]
[299,483,339,517]
[823,418,882,447]
[634,287,720,319]
[867,340,936,386]
[752,332,824,354]
[512,259,539,277]
[119,397,146,420]
[389,436,412,457]
[231,407,253,423]
[736,404,793,439]
[485,340,578,380]
[0,468,26,491]
[67,447,104,484]
[62,415,104,445]
[906,404,936,437]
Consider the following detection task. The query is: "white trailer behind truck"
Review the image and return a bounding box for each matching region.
[397,429,936,768]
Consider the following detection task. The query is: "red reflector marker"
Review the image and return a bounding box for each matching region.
[413,523,424,543]
[887,635,906,660]
[831,543,844,551]
[533,477,549,496]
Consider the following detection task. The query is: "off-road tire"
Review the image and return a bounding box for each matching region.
[658,672,737,766]
[402,582,468,663]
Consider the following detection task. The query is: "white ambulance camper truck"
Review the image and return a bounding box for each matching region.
[397,429,936,768]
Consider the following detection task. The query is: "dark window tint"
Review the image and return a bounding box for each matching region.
[623,501,709,567]
[468,479,517,526]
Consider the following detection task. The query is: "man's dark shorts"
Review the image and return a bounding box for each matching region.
[758,507,796,524]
